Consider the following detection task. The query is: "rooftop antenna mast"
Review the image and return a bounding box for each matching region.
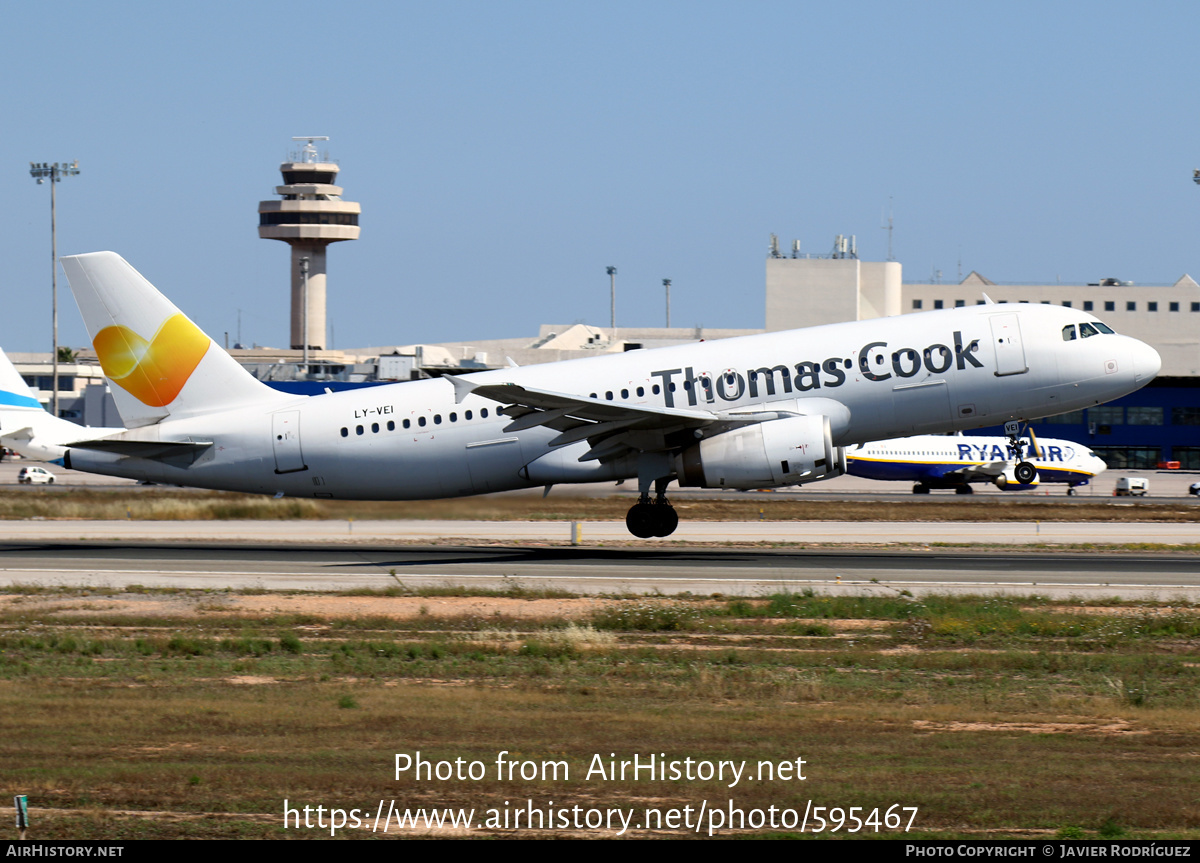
[291,135,330,163]
[881,197,895,261]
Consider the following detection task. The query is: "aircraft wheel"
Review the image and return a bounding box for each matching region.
[1014,461,1037,484]
[652,505,679,537]
[1066,487,1076,496]
[912,484,930,494]
[625,503,658,538]
[955,485,974,495]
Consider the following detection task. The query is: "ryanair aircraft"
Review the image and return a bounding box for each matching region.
[58,252,1159,537]
[846,433,1107,494]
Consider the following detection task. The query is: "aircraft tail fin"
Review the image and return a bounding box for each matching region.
[61,252,291,428]
[0,349,43,413]
[0,346,106,459]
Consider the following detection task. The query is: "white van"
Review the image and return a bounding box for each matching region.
[1114,477,1148,497]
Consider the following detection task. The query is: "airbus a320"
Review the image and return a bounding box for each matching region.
[57,252,1159,537]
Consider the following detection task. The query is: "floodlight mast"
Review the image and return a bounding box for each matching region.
[606,266,617,343]
[28,161,80,417]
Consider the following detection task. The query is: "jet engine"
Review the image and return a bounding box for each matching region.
[993,465,1040,489]
[673,415,845,489]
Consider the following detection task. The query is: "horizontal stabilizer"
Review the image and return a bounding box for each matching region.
[69,438,213,459]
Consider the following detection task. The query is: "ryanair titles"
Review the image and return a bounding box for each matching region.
[651,331,983,408]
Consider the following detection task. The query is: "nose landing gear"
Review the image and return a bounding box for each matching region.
[1006,424,1037,485]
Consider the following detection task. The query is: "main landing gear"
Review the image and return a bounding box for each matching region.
[626,454,680,538]
[626,476,679,538]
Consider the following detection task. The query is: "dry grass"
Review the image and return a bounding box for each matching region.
[2,487,1198,523]
[1,588,1198,839]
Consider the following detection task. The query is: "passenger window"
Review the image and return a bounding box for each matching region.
[465,410,473,420]
[387,420,395,431]
[340,427,348,437]
[481,408,489,418]
[418,416,427,427]
[1062,325,1077,341]
[372,422,379,433]
[1079,322,1099,338]
[403,419,411,429]
[356,425,364,435]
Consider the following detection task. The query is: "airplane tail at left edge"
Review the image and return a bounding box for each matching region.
[61,252,293,429]
[0,346,100,460]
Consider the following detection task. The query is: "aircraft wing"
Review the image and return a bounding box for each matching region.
[459,381,804,462]
[933,460,1008,481]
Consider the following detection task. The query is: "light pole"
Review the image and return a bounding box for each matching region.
[606,266,617,343]
[663,279,671,328]
[29,161,80,418]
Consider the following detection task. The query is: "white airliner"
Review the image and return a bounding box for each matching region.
[58,252,1159,537]
[846,433,1108,494]
[0,348,122,461]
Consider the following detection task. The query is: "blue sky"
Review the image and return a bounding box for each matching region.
[4,1,1199,352]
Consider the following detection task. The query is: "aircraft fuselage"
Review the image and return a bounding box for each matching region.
[65,302,1158,500]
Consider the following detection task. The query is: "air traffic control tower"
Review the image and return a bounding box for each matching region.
[258,137,360,350]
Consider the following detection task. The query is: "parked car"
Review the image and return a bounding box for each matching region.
[1114,477,1148,497]
[17,466,55,485]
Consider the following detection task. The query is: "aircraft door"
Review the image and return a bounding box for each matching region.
[989,313,1028,376]
[272,410,307,474]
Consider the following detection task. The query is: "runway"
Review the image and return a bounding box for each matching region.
[0,517,1196,544]
[0,533,1197,599]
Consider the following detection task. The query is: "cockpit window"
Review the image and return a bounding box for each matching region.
[1094,321,1115,334]
[1062,325,1077,341]
[1079,322,1100,338]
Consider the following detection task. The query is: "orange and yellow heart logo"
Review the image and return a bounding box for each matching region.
[93,314,210,407]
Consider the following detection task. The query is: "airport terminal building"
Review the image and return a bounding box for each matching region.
[766,246,1200,470]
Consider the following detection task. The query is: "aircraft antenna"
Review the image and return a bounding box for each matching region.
[881,197,895,261]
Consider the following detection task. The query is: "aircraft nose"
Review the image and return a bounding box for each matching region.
[1131,338,1161,383]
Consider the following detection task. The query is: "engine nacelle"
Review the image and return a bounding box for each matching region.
[673,415,845,489]
[993,465,1040,489]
